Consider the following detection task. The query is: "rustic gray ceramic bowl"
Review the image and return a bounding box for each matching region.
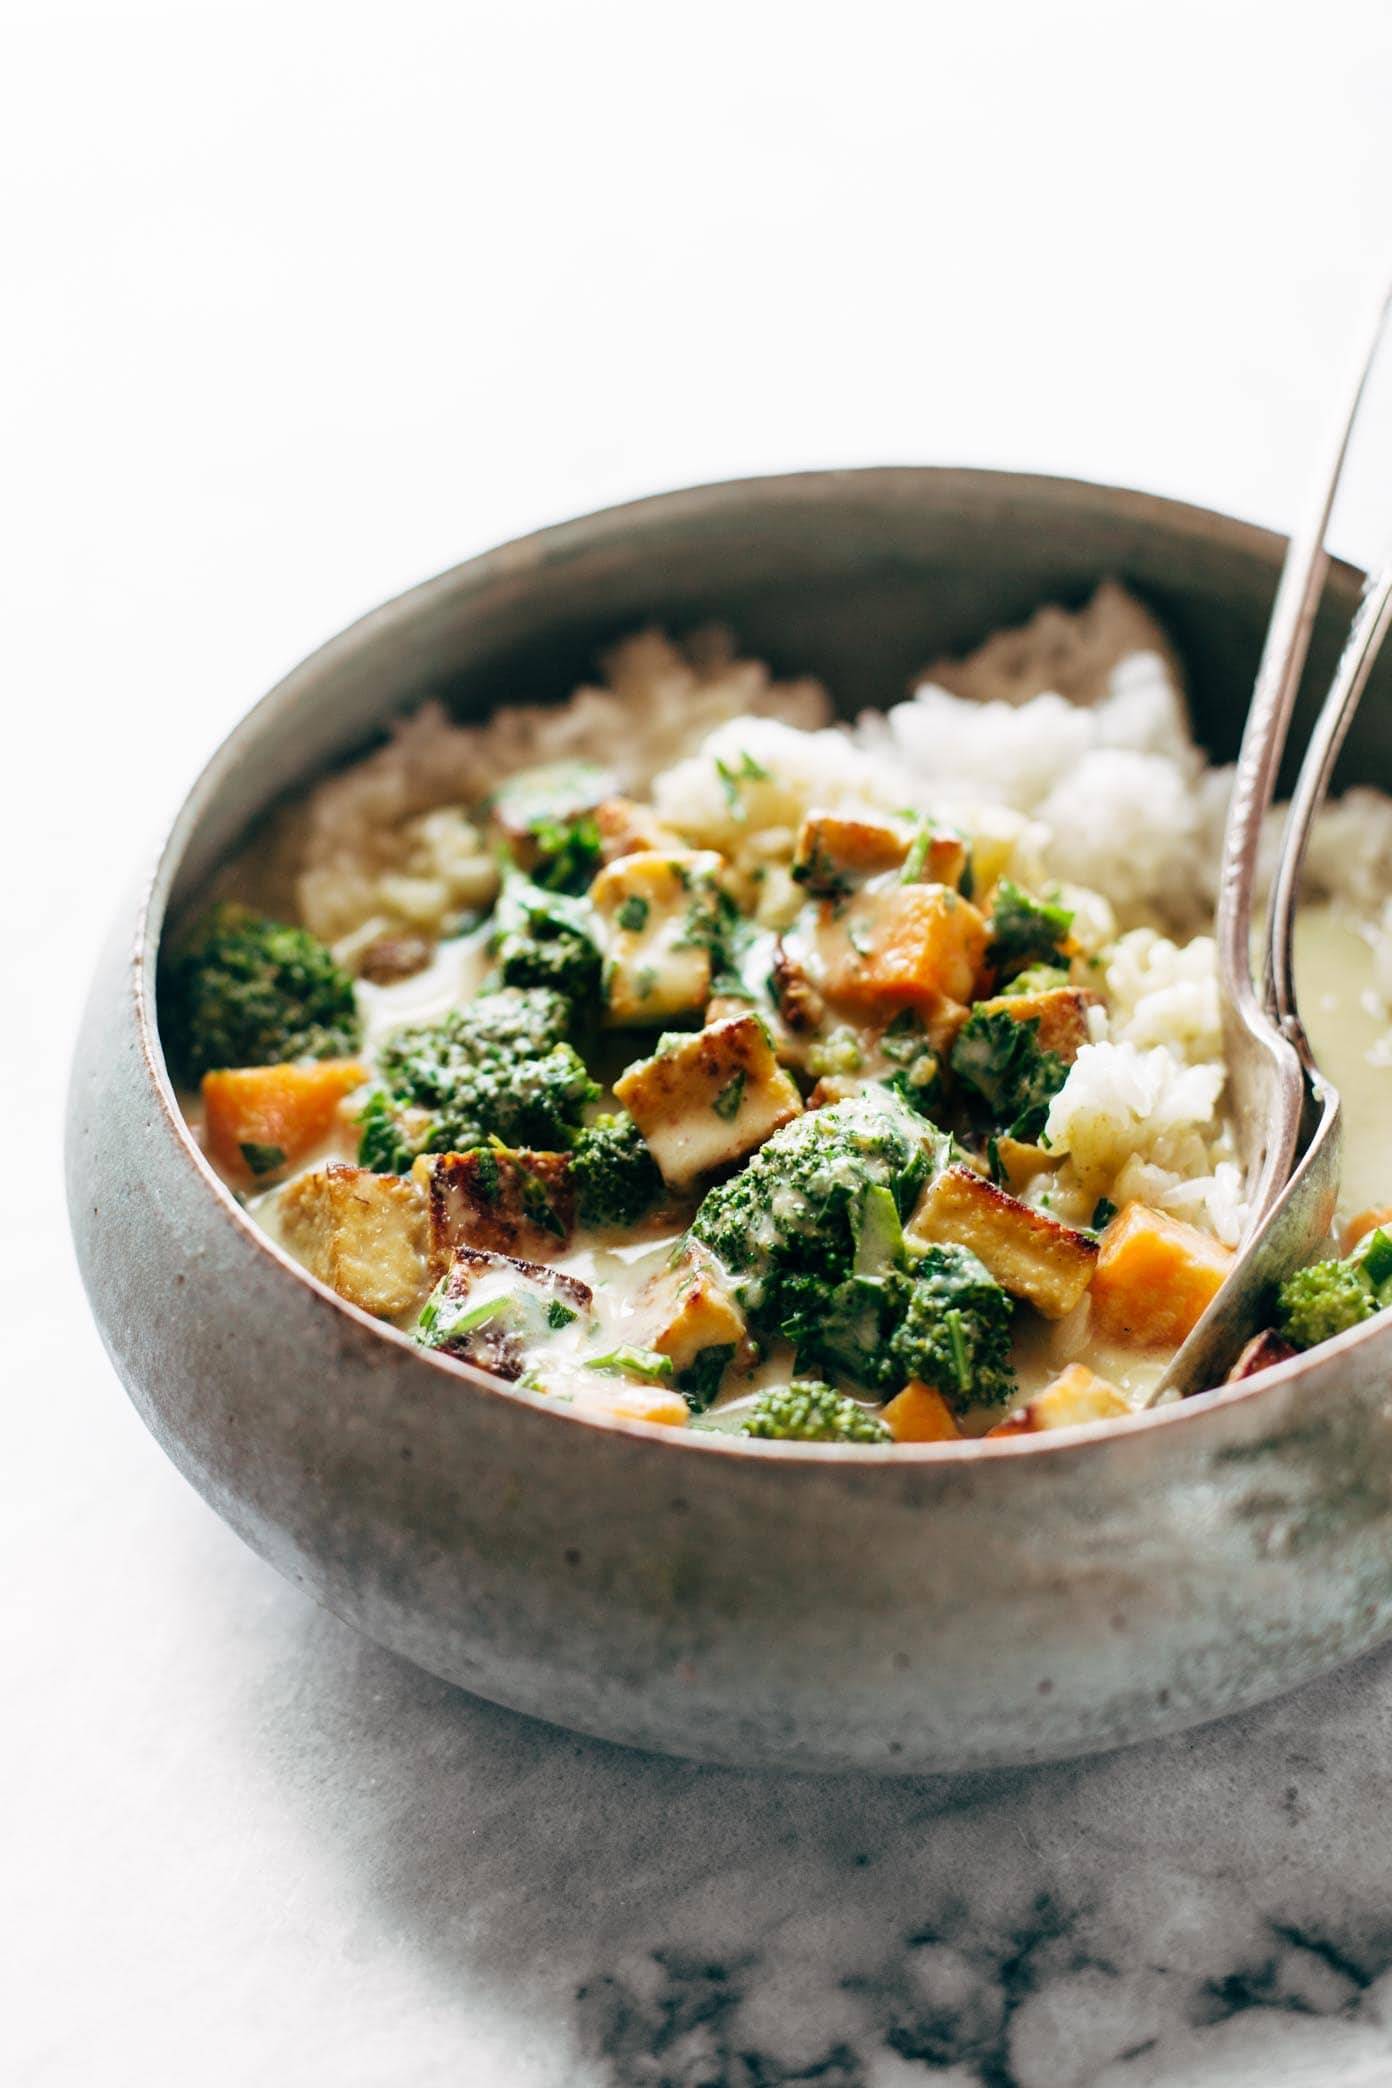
[67,468,1392,1773]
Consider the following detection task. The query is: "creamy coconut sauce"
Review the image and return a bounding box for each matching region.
[1296,903,1392,1220]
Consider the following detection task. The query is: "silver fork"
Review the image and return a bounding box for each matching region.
[1153,284,1392,1403]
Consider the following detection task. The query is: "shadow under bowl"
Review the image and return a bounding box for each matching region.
[66,467,1392,1773]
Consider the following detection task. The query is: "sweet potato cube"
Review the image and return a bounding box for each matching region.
[201,1059,366,1179]
[821,885,988,1015]
[989,1363,1130,1435]
[571,1380,691,1427]
[1342,1206,1392,1256]
[418,1148,574,1267]
[1090,1201,1233,1349]
[882,1380,964,1443]
[615,1013,803,1187]
[972,987,1098,1064]
[279,1162,428,1318]
[907,1164,1097,1319]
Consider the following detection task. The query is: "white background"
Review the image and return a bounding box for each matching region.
[6,3,1392,2082]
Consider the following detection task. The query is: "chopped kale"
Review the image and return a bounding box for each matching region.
[888,1243,1016,1413]
[489,866,603,1003]
[877,1010,944,1120]
[987,879,1074,979]
[529,813,603,895]
[676,1343,737,1413]
[949,1008,1068,1142]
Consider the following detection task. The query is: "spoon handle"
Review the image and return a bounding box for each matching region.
[1217,283,1392,1239]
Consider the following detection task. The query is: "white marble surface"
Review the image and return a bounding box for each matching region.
[9,3,1392,2081]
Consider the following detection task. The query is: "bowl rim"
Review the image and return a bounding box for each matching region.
[133,462,1392,1464]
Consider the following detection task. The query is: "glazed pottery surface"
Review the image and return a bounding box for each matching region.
[67,468,1392,1772]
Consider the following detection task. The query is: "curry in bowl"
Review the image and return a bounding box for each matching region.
[160,587,1392,1443]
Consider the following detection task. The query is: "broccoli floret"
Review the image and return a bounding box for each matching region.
[490,866,603,1002]
[949,1008,1068,1142]
[1275,1257,1377,1351]
[387,984,572,1074]
[570,1111,662,1226]
[877,1009,944,1120]
[363,986,597,1167]
[739,1379,891,1444]
[779,1270,909,1390]
[161,901,360,1084]
[889,1243,1017,1412]
[999,962,1071,999]
[688,1090,933,1321]
[987,879,1073,979]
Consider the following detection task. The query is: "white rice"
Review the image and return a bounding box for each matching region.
[294,627,828,946]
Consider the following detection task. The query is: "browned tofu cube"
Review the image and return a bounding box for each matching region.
[994,1136,1060,1196]
[636,1244,747,1374]
[424,1246,593,1380]
[593,795,682,862]
[1225,1328,1299,1383]
[988,1363,1130,1434]
[972,986,1099,1063]
[794,809,911,890]
[614,1013,803,1187]
[279,1163,429,1319]
[907,1164,1098,1319]
[989,1361,1135,1428]
[769,941,826,1034]
[590,848,725,1025]
[417,1148,574,1267]
[793,810,968,894]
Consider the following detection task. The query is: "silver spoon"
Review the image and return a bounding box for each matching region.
[1152,285,1392,1403]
